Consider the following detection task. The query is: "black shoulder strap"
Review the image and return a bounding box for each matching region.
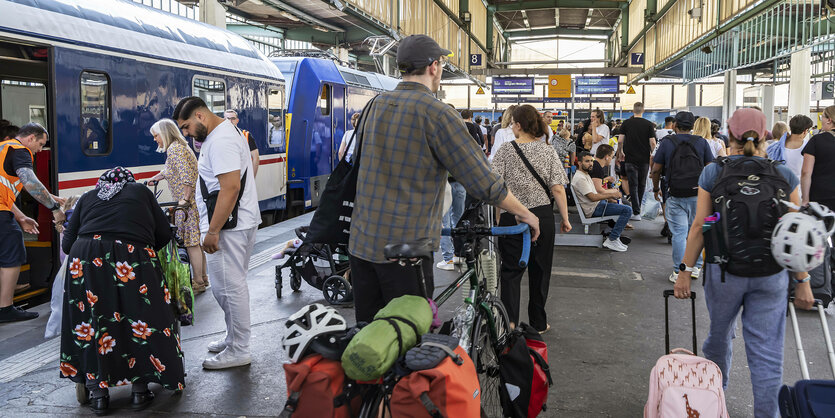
[198,126,249,202]
[510,141,552,202]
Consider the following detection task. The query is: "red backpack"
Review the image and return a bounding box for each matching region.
[280,354,360,417]
[498,323,553,417]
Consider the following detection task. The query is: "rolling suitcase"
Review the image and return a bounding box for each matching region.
[778,299,835,418]
[644,290,729,418]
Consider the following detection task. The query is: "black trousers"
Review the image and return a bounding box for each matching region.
[624,162,649,216]
[349,255,435,323]
[498,204,556,331]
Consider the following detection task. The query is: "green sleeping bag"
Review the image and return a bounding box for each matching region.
[341,295,432,381]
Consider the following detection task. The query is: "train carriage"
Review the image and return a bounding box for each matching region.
[0,0,286,300]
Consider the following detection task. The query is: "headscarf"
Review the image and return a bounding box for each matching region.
[95,166,135,201]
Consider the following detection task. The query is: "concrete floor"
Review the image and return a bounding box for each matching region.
[1,213,834,417]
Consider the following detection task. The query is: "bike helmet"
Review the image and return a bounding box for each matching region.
[282,303,347,363]
[771,202,835,272]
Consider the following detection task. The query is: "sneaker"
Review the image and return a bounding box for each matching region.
[0,305,39,323]
[692,267,701,280]
[207,339,227,353]
[202,349,252,369]
[630,214,642,221]
[436,260,454,271]
[602,238,628,252]
[669,272,679,283]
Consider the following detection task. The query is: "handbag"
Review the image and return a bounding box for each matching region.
[304,97,377,246]
[199,168,247,230]
[510,141,554,206]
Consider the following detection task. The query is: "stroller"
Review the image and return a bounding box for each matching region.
[274,226,353,305]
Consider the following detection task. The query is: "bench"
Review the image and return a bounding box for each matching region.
[569,185,620,234]
[553,186,621,247]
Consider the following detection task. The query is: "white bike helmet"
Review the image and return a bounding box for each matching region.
[771,202,835,272]
[282,303,347,363]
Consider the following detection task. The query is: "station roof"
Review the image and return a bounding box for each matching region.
[0,0,284,81]
[491,0,622,39]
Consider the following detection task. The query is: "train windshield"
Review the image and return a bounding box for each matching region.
[273,61,296,89]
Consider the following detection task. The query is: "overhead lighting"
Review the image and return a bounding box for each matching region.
[279,11,300,22]
[248,0,264,5]
[313,25,329,32]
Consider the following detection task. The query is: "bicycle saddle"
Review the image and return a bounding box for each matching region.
[383,240,433,262]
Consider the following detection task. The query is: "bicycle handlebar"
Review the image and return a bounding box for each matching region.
[441,223,531,268]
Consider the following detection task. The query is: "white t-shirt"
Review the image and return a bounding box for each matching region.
[489,127,515,162]
[589,125,611,155]
[783,138,809,188]
[570,170,599,218]
[479,125,488,136]
[706,138,725,158]
[341,129,356,162]
[196,120,261,233]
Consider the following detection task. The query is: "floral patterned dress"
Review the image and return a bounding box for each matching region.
[165,141,200,247]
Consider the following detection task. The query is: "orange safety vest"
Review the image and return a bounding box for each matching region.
[0,139,34,212]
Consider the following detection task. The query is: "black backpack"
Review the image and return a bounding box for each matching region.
[667,135,705,197]
[708,156,790,278]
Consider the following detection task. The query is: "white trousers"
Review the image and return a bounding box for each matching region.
[204,227,257,355]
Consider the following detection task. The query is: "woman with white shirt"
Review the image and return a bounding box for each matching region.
[768,115,813,196]
[488,105,518,161]
[588,109,610,155]
[694,117,727,158]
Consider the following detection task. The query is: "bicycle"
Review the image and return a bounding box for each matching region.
[357,215,531,417]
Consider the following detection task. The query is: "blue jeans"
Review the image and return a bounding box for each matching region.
[440,182,466,261]
[591,200,632,241]
[666,196,703,272]
[702,264,789,418]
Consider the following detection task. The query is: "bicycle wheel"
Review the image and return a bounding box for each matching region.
[469,298,510,417]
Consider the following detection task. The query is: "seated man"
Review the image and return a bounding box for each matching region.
[571,152,632,252]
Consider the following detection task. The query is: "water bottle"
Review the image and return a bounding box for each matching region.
[452,302,476,352]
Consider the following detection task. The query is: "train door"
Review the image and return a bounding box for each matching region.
[331,85,345,170]
[0,40,56,303]
[309,83,333,207]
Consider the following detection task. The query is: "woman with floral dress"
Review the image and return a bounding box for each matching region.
[148,119,208,293]
[60,167,185,415]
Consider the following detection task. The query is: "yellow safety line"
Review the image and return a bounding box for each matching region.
[24,241,51,248]
[13,287,47,303]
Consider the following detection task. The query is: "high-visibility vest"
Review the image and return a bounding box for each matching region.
[0,139,33,212]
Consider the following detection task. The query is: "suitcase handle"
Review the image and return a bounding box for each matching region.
[663,290,698,355]
[788,297,835,380]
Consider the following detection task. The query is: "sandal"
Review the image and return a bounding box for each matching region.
[624,223,634,230]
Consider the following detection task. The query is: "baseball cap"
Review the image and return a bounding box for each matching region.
[397,35,453,73]
[727,107,767,141]
[674,111,696,129]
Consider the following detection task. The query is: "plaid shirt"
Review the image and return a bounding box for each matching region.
[349,82,508,262]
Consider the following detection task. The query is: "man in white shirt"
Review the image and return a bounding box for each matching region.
[571,151,632,252]
[174,96,261,370]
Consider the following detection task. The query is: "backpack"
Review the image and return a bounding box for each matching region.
[280,354,360,417]
[667,135,705,197]
[708,156,790,278]
[644,349,729,418]
[390,335,482,417]
[498,323,553,418]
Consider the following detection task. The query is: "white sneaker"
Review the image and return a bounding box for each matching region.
[602,238,628,252]
[630,215,642,221]
[692,267,701,280]
[202,349,252,369]
[669,272,679,283]
[436,260,454,271]
[207,339,227,353]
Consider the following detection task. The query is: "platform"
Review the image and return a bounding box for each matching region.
[0,215,833,417]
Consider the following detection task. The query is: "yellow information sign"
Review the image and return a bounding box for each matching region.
[548,75,572,98]
[476,86,485,95]
[626,85,636,94]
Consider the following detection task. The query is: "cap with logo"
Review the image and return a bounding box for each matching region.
[674,111,696,129]
[396,35,453,73]
[727,107,768,141]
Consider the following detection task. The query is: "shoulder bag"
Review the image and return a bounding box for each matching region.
[510,141,554,206]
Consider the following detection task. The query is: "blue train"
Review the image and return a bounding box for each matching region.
[272,57,399,212]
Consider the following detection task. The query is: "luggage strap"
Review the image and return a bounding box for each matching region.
[528,348,553,386]
[419,392,444,418]
[278,391,301,417]
[420,342,463,365]
[378,316,421,355]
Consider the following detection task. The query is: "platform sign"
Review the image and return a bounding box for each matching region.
[470,54,482,66]
[575,76,620,95]
[547,75,572,98]
[492,96,619,104]
[475,86,485,95]
[631,53,644,65]
[824,81,835,100]
[492,77,535,95]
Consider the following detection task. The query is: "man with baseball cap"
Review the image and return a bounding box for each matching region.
[348,34,541,322]
[651,111,715,284]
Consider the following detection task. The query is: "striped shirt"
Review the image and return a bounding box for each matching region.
[349,82,508,262]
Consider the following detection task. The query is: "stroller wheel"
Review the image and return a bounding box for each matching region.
[323,275,353,305]
[289,268,302,292]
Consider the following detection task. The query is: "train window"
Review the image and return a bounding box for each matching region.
[193,77,226,114]
[80,71,112,156]
[267,86,286,152]
[319,84,330,116]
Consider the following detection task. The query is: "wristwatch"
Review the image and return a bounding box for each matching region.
[679,263,696,273]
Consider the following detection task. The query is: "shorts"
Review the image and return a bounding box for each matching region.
[0,211,26,267]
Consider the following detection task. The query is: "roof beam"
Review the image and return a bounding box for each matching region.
[259,0,344,32]
[494,0,624,12]
[226,23,285,38]
[470,67,641,75]
[506,28,610,38]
